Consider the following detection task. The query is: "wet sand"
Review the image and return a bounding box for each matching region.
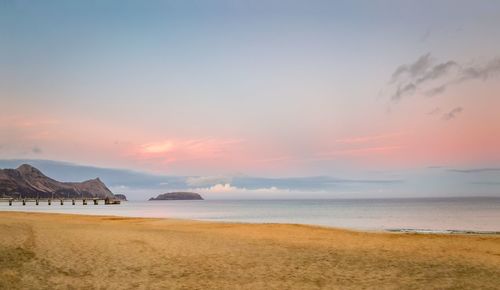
[1,211,499,289]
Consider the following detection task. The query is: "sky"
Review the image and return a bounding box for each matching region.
[1,1,500,199]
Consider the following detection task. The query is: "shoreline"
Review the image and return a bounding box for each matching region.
[1,211,499,289]
[386,228,500,235]
[1,209,499,236]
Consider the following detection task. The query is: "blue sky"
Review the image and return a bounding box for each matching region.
[1,1,500,198]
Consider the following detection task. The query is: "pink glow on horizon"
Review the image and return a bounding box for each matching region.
[3,116,500,174]
[2,82,500,175]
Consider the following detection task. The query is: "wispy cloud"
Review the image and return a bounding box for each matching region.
[316,133,404,159]
[460,58,500,82]
[193,183,290,194]
[319,146,402,157]
[0,115,60,129]
[387,53,500,102]
[448,168,500,173]
[391,53,433,84]
[425,84,447,97]
[470,181,500,186]
[335,133,402,144]
[32,147,42,154]
[442,107,463,121]
[186,175,232,187]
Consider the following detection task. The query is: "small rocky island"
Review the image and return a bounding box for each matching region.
[114,194,128,201]
[149,192,203,201]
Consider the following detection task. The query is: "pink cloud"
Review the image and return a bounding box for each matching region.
[319,146,402,157]
[137,138,244,163]
[335,132,403,144]
[141,141,175,154]
[0,115,60,129]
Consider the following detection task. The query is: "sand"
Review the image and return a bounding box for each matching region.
[0,212,499,289]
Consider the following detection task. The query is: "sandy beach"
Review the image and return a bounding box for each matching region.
[1,212,499,289]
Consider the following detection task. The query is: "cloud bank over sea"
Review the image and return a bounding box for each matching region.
[1,159,498,200]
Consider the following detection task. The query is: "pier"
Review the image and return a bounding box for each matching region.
[0,197,120,206]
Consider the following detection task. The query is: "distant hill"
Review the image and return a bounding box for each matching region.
[149,192,203,200]
[114,194,128,201]
[0,164,115,199]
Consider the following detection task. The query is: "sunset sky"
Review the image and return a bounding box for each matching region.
[1,1,500,199]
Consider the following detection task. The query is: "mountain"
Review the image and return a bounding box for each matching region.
[149,192,203,200]
[0,164,115,199]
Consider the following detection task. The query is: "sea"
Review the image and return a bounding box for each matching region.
[1,197,499,233]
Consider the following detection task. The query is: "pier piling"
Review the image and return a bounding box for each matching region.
[93,200,98,205]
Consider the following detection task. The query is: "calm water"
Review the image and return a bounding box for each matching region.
[2,197,499,232]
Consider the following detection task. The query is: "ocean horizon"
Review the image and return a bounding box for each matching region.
[3,196,499,233]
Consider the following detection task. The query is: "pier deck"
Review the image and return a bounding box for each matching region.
[0,197,120,205]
